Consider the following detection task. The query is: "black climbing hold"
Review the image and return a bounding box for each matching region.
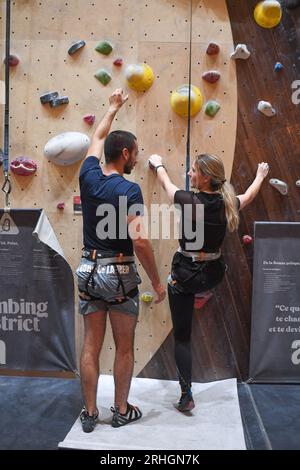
[68,40,86,55]
[40,91,59,104]
[49,96,69,107]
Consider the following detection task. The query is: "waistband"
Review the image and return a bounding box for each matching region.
[82,249,135,264]
[177,246,221,262]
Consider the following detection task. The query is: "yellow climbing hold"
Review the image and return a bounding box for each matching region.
[170,85,203,118]
[254,1,282,29]
[141,292,154,303]
[125,64,154,92]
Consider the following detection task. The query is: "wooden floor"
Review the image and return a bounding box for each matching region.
[139,0,300,382]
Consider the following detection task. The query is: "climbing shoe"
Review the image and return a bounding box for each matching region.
[80,407,99,433]
[110,403,142,428]
[176,390,195,413]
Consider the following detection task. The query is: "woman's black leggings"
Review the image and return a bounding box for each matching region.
[168,283,195,390]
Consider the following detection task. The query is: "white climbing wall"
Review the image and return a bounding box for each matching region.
[0,0,237,375]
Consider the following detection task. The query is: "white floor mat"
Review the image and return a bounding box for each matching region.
[59,375,246,450]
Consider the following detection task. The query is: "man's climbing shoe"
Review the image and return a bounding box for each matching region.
[80,407,99,433]
[176,390,195,413]
[110,403,142,428]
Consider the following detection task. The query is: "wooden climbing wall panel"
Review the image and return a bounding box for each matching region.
[0,0,237,377]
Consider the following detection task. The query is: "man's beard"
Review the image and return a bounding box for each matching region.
[124,164,132,175]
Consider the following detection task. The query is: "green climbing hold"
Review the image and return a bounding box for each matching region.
[95,41,113,55]
[94,69,111,86]
[205,100,221,117]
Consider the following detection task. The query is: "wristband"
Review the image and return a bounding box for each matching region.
[155,164,166,173]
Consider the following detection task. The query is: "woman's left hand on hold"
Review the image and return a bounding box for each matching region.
[149,154,163,171]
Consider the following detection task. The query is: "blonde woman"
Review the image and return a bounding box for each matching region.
[149,153,269,412]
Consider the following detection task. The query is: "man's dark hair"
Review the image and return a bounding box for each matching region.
[104,130,137,164]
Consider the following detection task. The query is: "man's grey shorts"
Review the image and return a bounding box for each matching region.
[76,257,141,317]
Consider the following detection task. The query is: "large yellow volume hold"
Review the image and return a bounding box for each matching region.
[170,85,203,117]
[254,1,282,28]
[125,64,154,92]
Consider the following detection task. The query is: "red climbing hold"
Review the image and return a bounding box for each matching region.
[206,42,220,56]
[57,202,65,210]
[83,114,96,126]
[4,54,19,66]
[202,71,221,84]
[113,58,123,66]
[10,157,37,176]
[242,235,253,245]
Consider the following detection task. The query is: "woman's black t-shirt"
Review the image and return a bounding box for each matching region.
[174,190,240,253]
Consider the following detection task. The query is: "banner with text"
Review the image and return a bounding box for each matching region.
[0,209,77,372]
[249,222,300,383]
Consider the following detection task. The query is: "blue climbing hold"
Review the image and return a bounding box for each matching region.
[274,61,283,71]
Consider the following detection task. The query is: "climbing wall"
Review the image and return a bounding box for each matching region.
[0,0,237,376]
[140,0,300,382]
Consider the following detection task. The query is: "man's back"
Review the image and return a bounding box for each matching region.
[80,156,144,255]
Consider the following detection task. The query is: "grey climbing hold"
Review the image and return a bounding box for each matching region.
[68,40,86,55]
[205,100,221,117]
[95,41,113,55]
[258,100,276,117]
[230,44,251,60]
[269,178,288,195]
[94,69,111,86]
[40,91,59,104]
[49,96,69,107]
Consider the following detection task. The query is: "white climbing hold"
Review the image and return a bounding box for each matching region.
[44,132,90,166]
[269,178,288,195]
[296,180,300,187]
[258,100,276,117]
[230,44,251,60]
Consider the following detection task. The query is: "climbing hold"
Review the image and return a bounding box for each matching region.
[202,71,221,84]
[205,100,221,117]
[83,114,96,126]
[113,58,123,67]
[274,61,283,71]
[269,178,288,195]
[4,54,19,66]
[68,40,86,55]
[94,69,112,86]
[49,96,69,107]
[10,157,37,176]
[141,292,154,303]
[44,132,90,166]
[254,1,282,28]
[57,202,65,210]
[95,40,113,55]
[296,180,300,187]
[40,91,59,104]
[170,84,203,117]
[242,235,253,245]
[231,44,251,60]
[206,42,220,56]
[258,100,276,117]
[125,63,154,92]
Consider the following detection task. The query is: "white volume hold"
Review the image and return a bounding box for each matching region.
[44,132,90,166]
[269,178,288,195]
